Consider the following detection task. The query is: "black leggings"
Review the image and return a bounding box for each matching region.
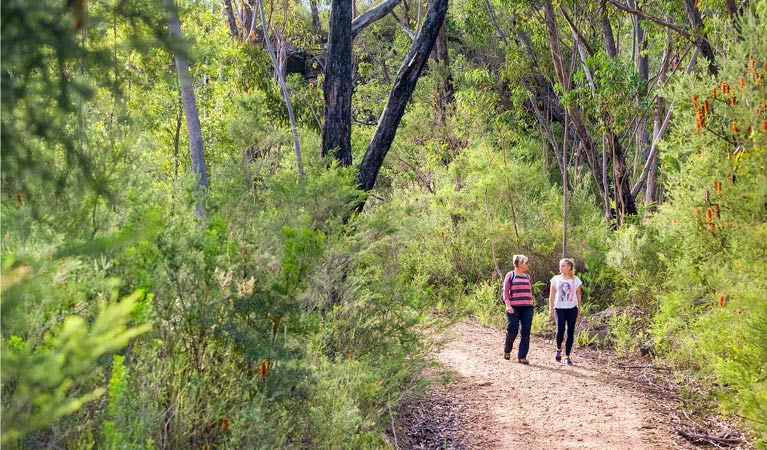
[555,307,578,356]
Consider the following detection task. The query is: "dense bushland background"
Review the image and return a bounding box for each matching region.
[2,0,765,448]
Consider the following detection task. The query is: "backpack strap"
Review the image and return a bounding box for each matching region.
[506,271,517,302]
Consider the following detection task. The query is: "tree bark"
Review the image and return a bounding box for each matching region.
[222,0,239,39]
[310,0,321,36]
[164,0,209,218]
[432,23,454,125]
[358,0,449,192]
[322,0,354,165]
[683,0,718,75]
[600,0,617,57]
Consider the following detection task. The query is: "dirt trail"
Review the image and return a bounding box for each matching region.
[427,320,697,450]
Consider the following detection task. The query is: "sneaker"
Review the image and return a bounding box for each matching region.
[555,350,562,362]
[518,358,529,364]
[565,356,573,366]
[504,352,511,360]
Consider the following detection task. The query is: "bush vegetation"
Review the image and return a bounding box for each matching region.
[2,0,765,447]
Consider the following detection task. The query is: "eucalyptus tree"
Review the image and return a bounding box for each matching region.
[164,0,209,218]
[321,0,402,164]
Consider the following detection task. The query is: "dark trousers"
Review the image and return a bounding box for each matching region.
[504,305,534,358]
[555,307,578,355]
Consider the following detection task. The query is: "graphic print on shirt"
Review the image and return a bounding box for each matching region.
[558,280,575,305]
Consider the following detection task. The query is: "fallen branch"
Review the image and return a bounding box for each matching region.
[676,429,743,445]
[617,364,672,371]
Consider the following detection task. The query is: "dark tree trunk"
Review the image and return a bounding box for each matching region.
[321,0,354,165]
[432,23,454,125]
[223,0,239,39]
[358,0,449,192]
[611,137,637,222]
[600,0,617,57]
[310,0,322,35]
[164,0,209,218]
[683,0,718,75]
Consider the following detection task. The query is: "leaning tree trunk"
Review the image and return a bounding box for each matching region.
[256,0,305,186]
[321,0,353,165]
[164,0,209,218]
[358,0,449,192]
[683,0,718,75]
[223,0,239,39]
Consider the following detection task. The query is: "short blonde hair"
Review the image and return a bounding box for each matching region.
[513,254,528,267]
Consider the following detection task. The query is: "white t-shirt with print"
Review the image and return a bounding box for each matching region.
[550,275,582,309]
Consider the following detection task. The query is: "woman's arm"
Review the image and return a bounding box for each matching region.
[548,281,556,320]
[576,285,583,322]
[503,272,514,313]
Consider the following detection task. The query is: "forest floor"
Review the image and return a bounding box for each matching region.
[390,319,752,450]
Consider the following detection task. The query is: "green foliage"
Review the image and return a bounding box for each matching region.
[1,287,150,445]
[607,312,642,358]
[614,8,767,441]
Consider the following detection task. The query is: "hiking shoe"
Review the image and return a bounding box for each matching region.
[555,350,562,362]
[518,358,529,365]
[504,352,511,360]
[565,357,573,366]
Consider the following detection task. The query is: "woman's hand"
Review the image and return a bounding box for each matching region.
[506,305,514,314]
[549,309,555,322]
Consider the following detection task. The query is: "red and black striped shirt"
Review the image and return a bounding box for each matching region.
[502,271,534,306]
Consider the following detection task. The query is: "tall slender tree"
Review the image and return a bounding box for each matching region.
[164,0,209,218]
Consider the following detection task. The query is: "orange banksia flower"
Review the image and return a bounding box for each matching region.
[730,96,737,105]
[715,180,722,193]
[714,203,720,219]
[259,360,269,378]
[703,99,710,115]
[712,86,718,98]
[739,76,746,89]
[692,94,699,109]
[706,207,713,223]
[762,118,767,131]
[732,121,739,133]
[718,294,727,306]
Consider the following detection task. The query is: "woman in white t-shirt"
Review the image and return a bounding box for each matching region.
[548,258,582,365]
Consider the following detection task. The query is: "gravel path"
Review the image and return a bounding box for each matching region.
[425,320,699,450]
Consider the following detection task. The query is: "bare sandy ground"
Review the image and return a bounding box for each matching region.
[432,320,699,450]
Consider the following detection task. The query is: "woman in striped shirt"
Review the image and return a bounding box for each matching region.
[502,254,535,364]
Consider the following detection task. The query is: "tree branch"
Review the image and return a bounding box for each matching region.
[631,101,674,197]
[391,11,416,41]
[352,0,401,38]
[605,0,691,39]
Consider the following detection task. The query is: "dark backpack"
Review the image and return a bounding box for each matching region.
[498,272,517,305]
